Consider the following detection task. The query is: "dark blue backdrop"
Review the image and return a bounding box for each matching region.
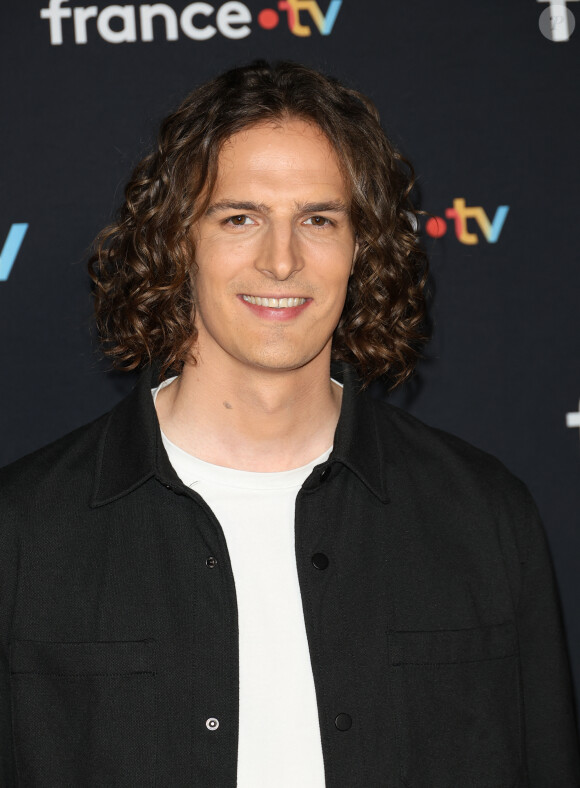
[1,0,579,708]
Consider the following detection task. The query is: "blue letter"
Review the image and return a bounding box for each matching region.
[322,0,342,34]
[487,206,509,243]
[0,224,29,281]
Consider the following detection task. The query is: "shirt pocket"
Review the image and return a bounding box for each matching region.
[10,639,157,787]
[387,622,522,788]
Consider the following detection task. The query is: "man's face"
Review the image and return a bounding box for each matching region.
[191,118,357,376]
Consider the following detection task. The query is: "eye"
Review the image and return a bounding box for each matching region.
[304,216,332,228]
[225,214,255,226]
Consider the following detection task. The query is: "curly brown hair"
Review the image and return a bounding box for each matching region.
[89,60,428,388]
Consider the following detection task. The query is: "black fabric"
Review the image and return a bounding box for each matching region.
[0,363,578,786]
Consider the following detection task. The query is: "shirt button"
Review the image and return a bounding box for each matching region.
[311,552,329,570]
[320,466,331,482]
[206,717,219,730]
[206,556,218,568]
[335,713,352,731]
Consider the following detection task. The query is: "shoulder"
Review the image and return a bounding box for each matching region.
[365,396,541,571]
[369,395,535,519]
[0,413,109,511]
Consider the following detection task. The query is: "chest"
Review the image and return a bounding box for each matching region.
[10,468,522,787]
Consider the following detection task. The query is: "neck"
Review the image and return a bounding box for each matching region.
[155,355,342,472]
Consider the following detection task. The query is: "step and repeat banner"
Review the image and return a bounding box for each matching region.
[1,1,579,703]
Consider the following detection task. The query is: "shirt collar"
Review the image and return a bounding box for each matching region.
[325,361,390,503]
[91,361,390,507]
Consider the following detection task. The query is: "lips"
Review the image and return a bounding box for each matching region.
[241,295,307,309]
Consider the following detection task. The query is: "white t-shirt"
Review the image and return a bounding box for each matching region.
[153,378,332,787]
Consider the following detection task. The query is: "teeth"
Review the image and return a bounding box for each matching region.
[242,296,306,308]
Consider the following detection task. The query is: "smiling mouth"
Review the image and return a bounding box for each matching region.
[241,295,307,308]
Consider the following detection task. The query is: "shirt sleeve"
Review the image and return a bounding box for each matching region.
[516,490,580,784]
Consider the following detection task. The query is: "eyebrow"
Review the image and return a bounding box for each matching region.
[204,199,349,217]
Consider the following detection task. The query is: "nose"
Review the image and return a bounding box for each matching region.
[254,223,304,281]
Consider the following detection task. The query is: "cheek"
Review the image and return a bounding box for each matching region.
[194,247,235,294]
[191,260,224,316]
[322,249,356,295]
[200,237,256,279]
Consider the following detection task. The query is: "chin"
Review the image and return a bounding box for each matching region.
[244,350,325,373]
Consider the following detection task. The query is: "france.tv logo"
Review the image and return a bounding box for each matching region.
[257,1,342,34]
[425,199,509,244]
[40,0,343,44]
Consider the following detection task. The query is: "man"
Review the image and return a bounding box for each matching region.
[0,61,578,786]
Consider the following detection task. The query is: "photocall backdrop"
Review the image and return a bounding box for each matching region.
[1,0,579,709]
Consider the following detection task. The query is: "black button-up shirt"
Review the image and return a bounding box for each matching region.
[1,363,578,786]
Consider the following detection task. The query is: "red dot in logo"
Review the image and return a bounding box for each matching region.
[258,8,279,28]
[425,216,447,238]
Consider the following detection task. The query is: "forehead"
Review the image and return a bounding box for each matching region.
[213,118,348,197]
